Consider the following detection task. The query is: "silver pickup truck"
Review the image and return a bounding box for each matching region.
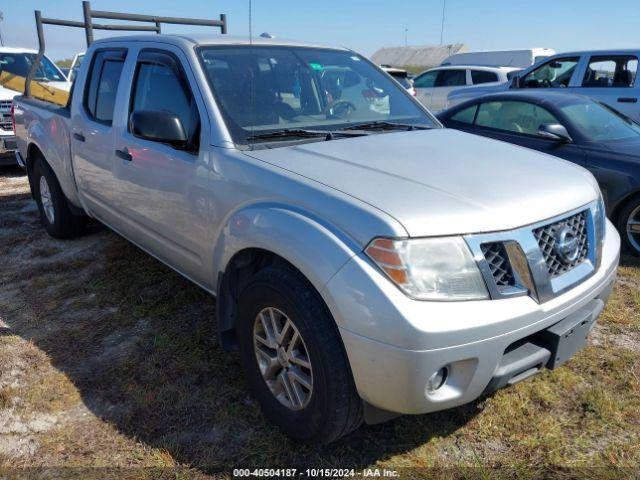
[13,34,620,444]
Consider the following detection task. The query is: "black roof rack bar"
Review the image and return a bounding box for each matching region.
[38,17,160,32]
[24,0,228,97]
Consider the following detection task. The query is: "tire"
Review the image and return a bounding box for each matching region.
[617,197,640,257]
[33,158,86,239]
[236,266,363,444]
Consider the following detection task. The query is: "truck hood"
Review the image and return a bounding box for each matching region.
[245,129,599,237]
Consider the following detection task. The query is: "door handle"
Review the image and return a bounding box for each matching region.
[115,148,133,162]
[618,97,638,103]
[73,132,85,142]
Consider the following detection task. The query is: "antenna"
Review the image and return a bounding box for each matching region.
[440,0,446,45]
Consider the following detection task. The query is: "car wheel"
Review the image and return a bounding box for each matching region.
[617,197,640,257]
[33,158,86,239]
[236,265,362,444]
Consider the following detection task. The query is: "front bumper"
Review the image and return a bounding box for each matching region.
[323,220,620,415]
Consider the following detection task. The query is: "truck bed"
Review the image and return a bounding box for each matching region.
[13,95,80,208]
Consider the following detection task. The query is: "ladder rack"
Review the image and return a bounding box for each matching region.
[25,0,227,97]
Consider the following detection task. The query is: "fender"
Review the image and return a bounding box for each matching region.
[24,106,82,209]
[212,202,363,349]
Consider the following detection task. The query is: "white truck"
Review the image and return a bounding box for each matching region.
[0,47,71,164]
[441,48,556,69]
[13,7,620,444]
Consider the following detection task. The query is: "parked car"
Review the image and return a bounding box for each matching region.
[413,65,520,112]
[447,50,640,122]
[14,34,620,444]
[438,91,640,255]
[441,48,556,69]
[0,47,72,164]
[381,66,416,96]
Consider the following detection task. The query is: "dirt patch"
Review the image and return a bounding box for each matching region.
[1,168,639,477]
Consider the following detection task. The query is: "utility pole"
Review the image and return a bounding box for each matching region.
[404,28,408,47]
[440,0,446,45]
[0,11,4,47]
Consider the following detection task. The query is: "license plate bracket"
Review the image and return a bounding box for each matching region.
[536,299,604,369]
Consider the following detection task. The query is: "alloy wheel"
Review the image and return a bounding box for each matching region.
[253,307,313,410]
[39,176,55,224]
[627,204,640,254]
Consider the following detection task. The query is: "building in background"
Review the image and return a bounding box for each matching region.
[371,44,466,73]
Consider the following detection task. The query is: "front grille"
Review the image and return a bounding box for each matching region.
[533,211,589,278]
[481,242,515,288]
[0,100,12,132]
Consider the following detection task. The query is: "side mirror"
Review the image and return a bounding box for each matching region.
[510,75,521,89]
[538,123,572,143]
[129,110,188,147]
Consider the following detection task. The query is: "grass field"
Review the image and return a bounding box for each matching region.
[1,167,639,479]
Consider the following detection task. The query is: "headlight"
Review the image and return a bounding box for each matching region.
[365,237,489,301]
[594,193,606,264]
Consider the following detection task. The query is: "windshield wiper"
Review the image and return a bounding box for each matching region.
[246,128,368,142]
[340,121,432,132]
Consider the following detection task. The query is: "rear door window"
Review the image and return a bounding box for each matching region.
[84,49,127,125]
[435,69,467,87]
[450,105,478,124]
[582,56,638,87]
[471,70,498,84]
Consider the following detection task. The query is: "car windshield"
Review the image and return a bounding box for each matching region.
[0,52,65,82]
[198,46,437,146]
[560,101,640,142]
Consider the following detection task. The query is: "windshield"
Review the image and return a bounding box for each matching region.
[198,46,437,146]
[560,101,640,142]
[0,52,66,82]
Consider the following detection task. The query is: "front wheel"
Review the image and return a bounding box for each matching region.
[236,266,362,444]
[33,158,86,239]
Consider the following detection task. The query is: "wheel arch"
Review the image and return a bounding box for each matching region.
[610,189,640,225]
[213,203,361,351]
[25,142,46,198]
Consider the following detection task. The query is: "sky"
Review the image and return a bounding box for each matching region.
[0,0,639,62]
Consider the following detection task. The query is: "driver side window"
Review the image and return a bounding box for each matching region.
[130,51,200,148]
[474,101,560,136]
[521,57,579,88]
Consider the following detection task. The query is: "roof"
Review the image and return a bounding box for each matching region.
[448,90,597,111]
[370,44,467,68]
[422,65,521,73]
[92,34,342,50]
[554,48,640,56]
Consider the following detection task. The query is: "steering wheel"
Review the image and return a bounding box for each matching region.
[541,78,553,88]
[328,100,356,118]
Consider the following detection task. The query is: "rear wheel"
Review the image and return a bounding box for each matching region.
[33,158,86,239]
[236,266,362,444]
